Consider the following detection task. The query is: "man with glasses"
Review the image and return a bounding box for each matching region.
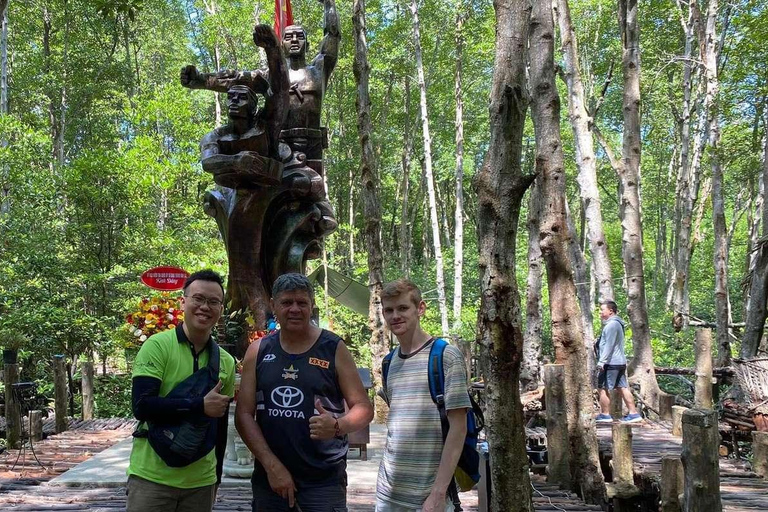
[127,269,236,512]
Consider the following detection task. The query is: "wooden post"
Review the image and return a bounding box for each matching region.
[610,388,624,419]
[543,364,571,488]
[3,361,20,448]
[694,329,713,409]
[659,393,675,421]
[672,405,687,437]
[681,408,722,512]
[607,423,639,511]
[753,431,768,478]
[29,410,43,442]
[612,423,634,484]
[53,354,68,433]
[660,455,684,512]
[81,360,94,420]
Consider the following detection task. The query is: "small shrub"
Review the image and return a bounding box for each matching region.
[93,374,132,418]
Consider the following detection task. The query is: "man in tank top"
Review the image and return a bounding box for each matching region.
[236,273,373,511]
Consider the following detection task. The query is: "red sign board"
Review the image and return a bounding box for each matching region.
[141,266,190,291]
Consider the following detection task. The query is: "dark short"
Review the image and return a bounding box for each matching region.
[598,365,628,390]
[252,480,347,512]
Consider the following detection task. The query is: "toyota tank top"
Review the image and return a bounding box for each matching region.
[253,329,347,488]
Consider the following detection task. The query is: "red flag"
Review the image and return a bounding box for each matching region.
[274,0,294,39]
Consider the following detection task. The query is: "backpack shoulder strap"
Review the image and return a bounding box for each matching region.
[428,338,449,406]
[381,348,397,392]
[207,339,220,378]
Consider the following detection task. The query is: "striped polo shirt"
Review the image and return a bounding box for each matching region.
[376,339,471,508]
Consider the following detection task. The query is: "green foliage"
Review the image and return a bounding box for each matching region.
[93,374,133,418]
[0,0,766,400]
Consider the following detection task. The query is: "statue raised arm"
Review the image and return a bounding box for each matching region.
[195,25,289,188]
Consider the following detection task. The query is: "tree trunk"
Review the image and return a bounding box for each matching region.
[702,0,731,367]
[352,0,388,423]
[566,200,596,377]
[472,0,535,508]
[452,4,465,330]
[763,107,768,236]
[400,75,413,276]
[409,0,449,336]
[669,0,702,327]
[203,0,222,125]
[0,0,7,115]
[0,0,9,217]
[555,0,614,304]
[743,167,764,318]
[742,236,768,358]
[348,163,355,269]
[529,1,605,502]
[522,178,544,392]
[617,0,661,412]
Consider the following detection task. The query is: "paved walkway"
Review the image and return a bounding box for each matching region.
[1,422,480,511]
[48,423,396,492]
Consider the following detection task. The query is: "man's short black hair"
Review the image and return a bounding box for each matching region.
[601,300,618,314]
[183,269,225,297]
[271,273,314,302]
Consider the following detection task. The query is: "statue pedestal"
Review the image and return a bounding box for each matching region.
[223,386,255,478]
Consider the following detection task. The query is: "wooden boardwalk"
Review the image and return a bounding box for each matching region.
[0,419,603,511]
[596,421,768,511]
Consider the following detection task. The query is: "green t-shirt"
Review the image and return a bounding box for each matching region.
[127,325,236,489]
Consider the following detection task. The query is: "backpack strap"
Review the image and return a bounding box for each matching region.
[381,348,396,396]
[428,338,450,441]
[428,338,448,406]
[428,338,463,510]
[207,338,221,379]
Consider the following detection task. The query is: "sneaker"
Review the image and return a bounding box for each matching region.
[621,413,643,423]
[595,414,613,423]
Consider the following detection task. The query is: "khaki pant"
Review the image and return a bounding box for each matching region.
[126,475,215,512]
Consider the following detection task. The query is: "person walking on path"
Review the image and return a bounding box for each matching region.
[375,279,470,512]
[127,269,236,512]
[595,300,642,423]
[236,272,373,512]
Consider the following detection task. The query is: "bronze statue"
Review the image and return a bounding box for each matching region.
[181,0,339,176]
[181,21,338,354]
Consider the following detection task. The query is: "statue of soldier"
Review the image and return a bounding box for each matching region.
[180,0,339,175]
[187,25,289,190]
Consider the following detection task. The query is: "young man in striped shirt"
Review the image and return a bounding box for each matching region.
[376,279,470,512]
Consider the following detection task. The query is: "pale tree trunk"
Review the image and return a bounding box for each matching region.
[409,0,449,336]
[0,0,7,115]
[399,76,413,276]
[53,1,68,167]
[1,0,9,217]
[555,0,614,304]
[565,200,596,377]
[348,163,355,269]
[522,178,543,392]
[669,0,701,326]
[352,0,388,423]
[617,0,661,411]
[203,0,222,125]
[452,3,465,330]
[473,0,534,508]
[529,1,605,502]
[701,0,731,367]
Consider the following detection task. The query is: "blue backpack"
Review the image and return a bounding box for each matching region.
[382,338,484,494]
